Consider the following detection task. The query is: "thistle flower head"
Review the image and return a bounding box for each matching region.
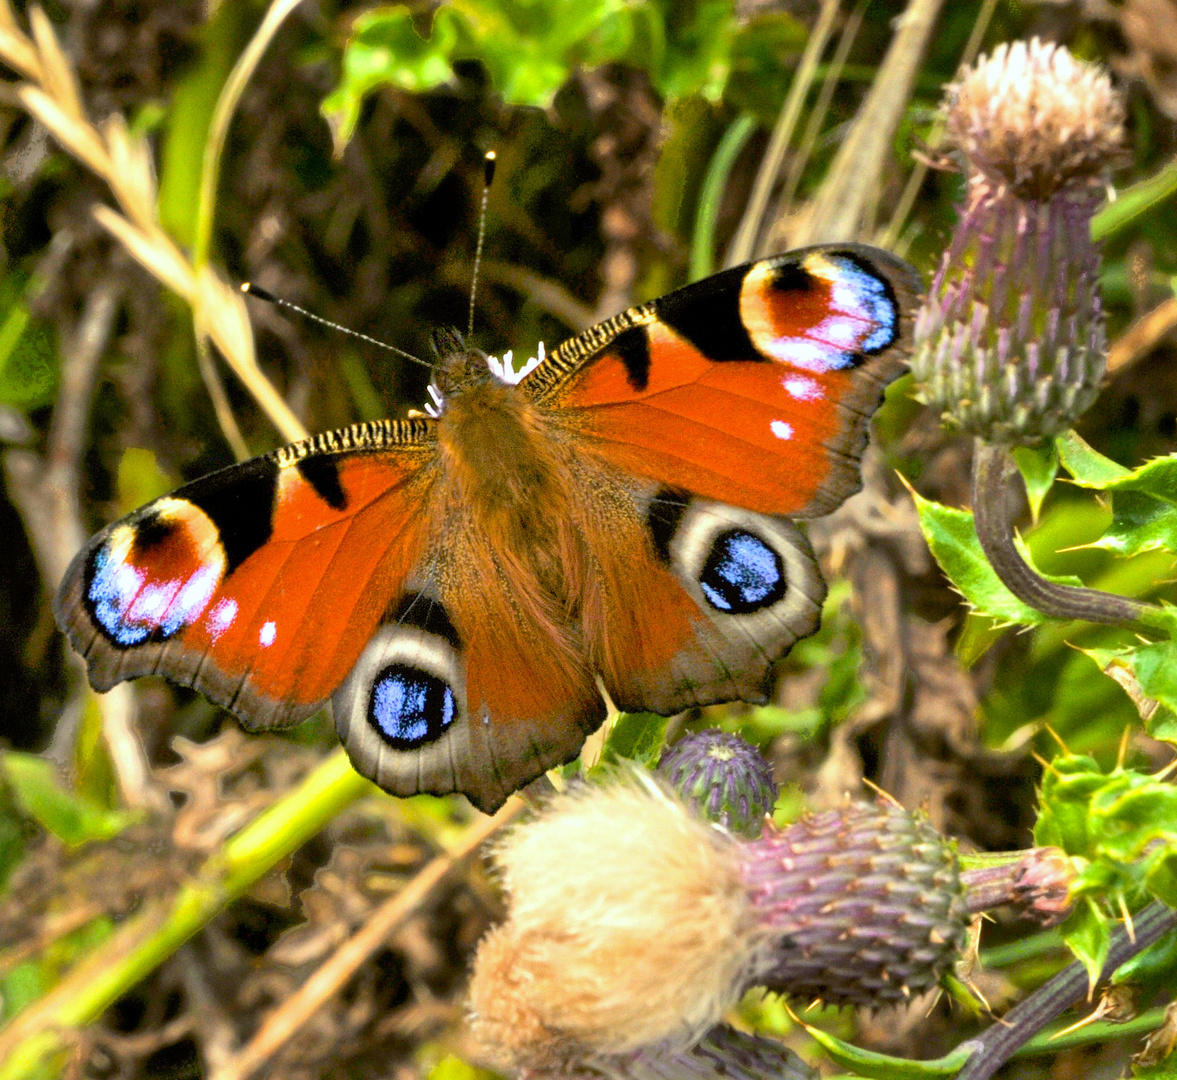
[911,39,1125,444]
[658,730,779,838]
[468,781,1007,1071]
[947,38,1125,200]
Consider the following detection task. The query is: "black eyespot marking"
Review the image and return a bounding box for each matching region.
[645,489,691,565]
[178,457,279,573]
[133,510,179,550]
[392,593,461,651]
[655,272,758,362]
[768,261,814,294]
[611,327,651,391]
[297,455,346,511]
[368,663,457,749]
[699,529,786,614]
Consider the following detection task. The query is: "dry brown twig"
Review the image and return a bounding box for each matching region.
[212,798,524,1080]
[0,0,314,801]
[0,0,307,444]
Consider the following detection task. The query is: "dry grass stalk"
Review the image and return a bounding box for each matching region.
[0,0,307,443]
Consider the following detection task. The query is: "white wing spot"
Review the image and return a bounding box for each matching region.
[208,597,238,640]
[770,420,794,440]
[783,375,823,400]
[259,620,277,647]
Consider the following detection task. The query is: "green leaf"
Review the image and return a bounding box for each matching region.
[800,1020,975,1078]
[324,1,640,149]
[426,1055,499,1080]
[910,489,1046,625]
[1060,897,1111,992]
[1056,432,1177,554]
[600,713,670,768]
[0,753,138,846]
[1056,430,1131,487]
[323,0,759,151]
[1035,754,1105,852]
[1081,639,1177,742]
[1094,491,1177,557]
[1013,443,1060,523]
[0,298,56,411]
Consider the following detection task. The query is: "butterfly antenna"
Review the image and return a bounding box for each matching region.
[240,283,431,370]
[467,150,496,339]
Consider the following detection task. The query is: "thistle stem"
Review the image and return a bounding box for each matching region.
[955,901,1177,1080]
[971,439,1160,628]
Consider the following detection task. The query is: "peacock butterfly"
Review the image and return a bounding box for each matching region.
[54,244,920,812]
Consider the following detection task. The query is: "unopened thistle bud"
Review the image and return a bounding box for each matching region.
[744,801,969,1006]
[658,730,779,838]
[911,39,1125,444]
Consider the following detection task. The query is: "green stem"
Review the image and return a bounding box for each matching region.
[1014,1005,1171,1058]
[0,750,373,1080]
[1092,155,1177,242]
[971,441,1167,632]
[690,113,756,281]
[193,0,308,267]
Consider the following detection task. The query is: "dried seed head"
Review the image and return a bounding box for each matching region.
[947,38,1125,199]
[658,730,779,838]
[468,779,756,1071]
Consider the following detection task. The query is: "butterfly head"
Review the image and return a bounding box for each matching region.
[424,327,546,417]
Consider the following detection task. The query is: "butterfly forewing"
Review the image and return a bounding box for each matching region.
[55,420,435,729]
[526,243,920,519]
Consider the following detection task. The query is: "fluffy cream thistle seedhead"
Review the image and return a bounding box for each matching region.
[468,778,757,1071]
[947,37,1125,199]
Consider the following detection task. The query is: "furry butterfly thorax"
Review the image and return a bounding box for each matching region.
[55,243,921,812]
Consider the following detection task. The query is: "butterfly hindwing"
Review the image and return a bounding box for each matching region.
[526,243,920,519]
[54,420,435,729]
[334,549,605,814]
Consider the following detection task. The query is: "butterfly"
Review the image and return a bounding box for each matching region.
[54,243,920,813]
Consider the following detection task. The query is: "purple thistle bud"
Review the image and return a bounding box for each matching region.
[740,802,969,1006]
[911,39,1125,444]
[658,730,779,838]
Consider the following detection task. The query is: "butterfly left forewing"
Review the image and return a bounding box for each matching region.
[54,420,436,729]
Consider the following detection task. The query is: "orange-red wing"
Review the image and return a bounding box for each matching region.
[527,244,920,518]
[54,419,436,729]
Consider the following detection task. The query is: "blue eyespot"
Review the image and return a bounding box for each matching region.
[86,543,219,647]
[369,663,457,749]
[830,255,897,353]
[699,530,786,614]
